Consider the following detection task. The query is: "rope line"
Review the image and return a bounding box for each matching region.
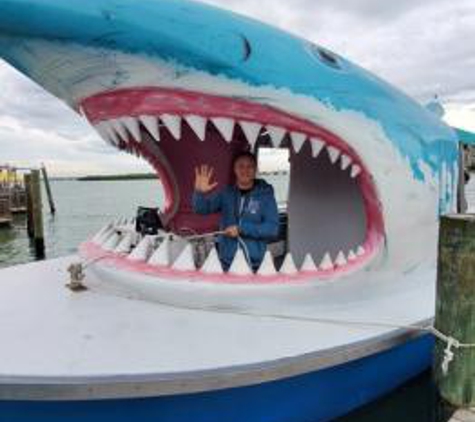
[143,301,475,377]
[79,231,475,377]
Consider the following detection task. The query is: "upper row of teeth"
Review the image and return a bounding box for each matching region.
[91,221,366,276]
[93,115,362,178]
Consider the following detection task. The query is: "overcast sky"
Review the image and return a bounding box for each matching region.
[0,0,474,176]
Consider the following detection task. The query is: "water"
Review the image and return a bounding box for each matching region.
[0,179,163,267]
[0,176,289,268]
[0,175,452,421]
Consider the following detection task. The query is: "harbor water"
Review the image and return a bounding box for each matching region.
[2,173,472,421]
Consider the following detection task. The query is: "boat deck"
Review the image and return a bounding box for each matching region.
[0,256,435,400]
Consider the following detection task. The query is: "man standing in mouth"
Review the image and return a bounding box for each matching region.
[193,151,279,272]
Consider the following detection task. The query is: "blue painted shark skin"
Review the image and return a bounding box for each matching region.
[0,2,462,421]
[0,0,459,282]
[0,0,458,183]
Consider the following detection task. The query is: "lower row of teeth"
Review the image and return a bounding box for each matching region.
[91,220,366,276]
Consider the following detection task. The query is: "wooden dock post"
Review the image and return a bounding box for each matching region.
[29,170,45,258]
[24,173,34,238]
[41,164,55,215]
[434,214,475,420]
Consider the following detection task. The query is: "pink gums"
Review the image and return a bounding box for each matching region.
[79,87,385,283]
[80,240,380,284]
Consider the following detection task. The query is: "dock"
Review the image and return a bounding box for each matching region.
[9,185,27,213]
[0,165,27,216]
[0,191,12,225]
[1,164,56,257]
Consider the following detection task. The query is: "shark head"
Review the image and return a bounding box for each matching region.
[0,0,459,289]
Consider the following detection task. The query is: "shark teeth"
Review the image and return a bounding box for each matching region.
[257,251,277,275]
[335,251,347,267]
[310,138,325,158]
[185,115,207,141]
[148,237,170,266]
[97,227,116,245]
[212,117,235,142]
[290,132,306,153]
[121,117,141,142]
[351,165,362,178]
[128,236,154,261]
[92,224,112,243]
[109,119,129,142]
[102,232,121,251]
[93,221,370,277]
[200,247,223,274]
[267,125,287,148]
[93,115,364,183]
[280,253,298,275]
[228,248,252,275]
[161,114,182,139]
[301,253,317,271]
[340,154,352,171]
[114,232,134,254]
[327,146,341,164]
[88,106,373,278]
[172,243,195,271]
[95,122,118,145]
[319,253,334,271]
[240,121,262,150]
[140,116,160,142]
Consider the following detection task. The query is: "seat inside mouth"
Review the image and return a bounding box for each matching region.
[80,88,384,281]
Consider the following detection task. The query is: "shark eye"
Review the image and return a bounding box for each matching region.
[309,44,341,70]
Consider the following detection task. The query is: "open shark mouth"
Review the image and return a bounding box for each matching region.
[79,87,384,283]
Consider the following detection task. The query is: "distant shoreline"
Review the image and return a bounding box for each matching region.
[77,173,156,181]
[65,170,289,182]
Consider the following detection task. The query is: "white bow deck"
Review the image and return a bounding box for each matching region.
[0,256,434,399]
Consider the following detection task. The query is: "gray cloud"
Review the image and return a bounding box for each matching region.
[1,0,474,175]
[202,0,475,102]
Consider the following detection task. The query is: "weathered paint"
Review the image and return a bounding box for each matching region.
[0,0,460,291]
[0,1,462,419]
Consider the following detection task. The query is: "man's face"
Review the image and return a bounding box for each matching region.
[234,156,257,186]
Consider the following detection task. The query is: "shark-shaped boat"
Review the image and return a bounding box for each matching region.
[0,0,461,421]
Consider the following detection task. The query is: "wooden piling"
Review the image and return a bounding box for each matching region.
[29,170,45,258]
[24,174,34,238]
[434,214,475,419]
[41,165,55,215]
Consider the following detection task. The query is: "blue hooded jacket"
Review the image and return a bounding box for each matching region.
[192,179,279,271]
